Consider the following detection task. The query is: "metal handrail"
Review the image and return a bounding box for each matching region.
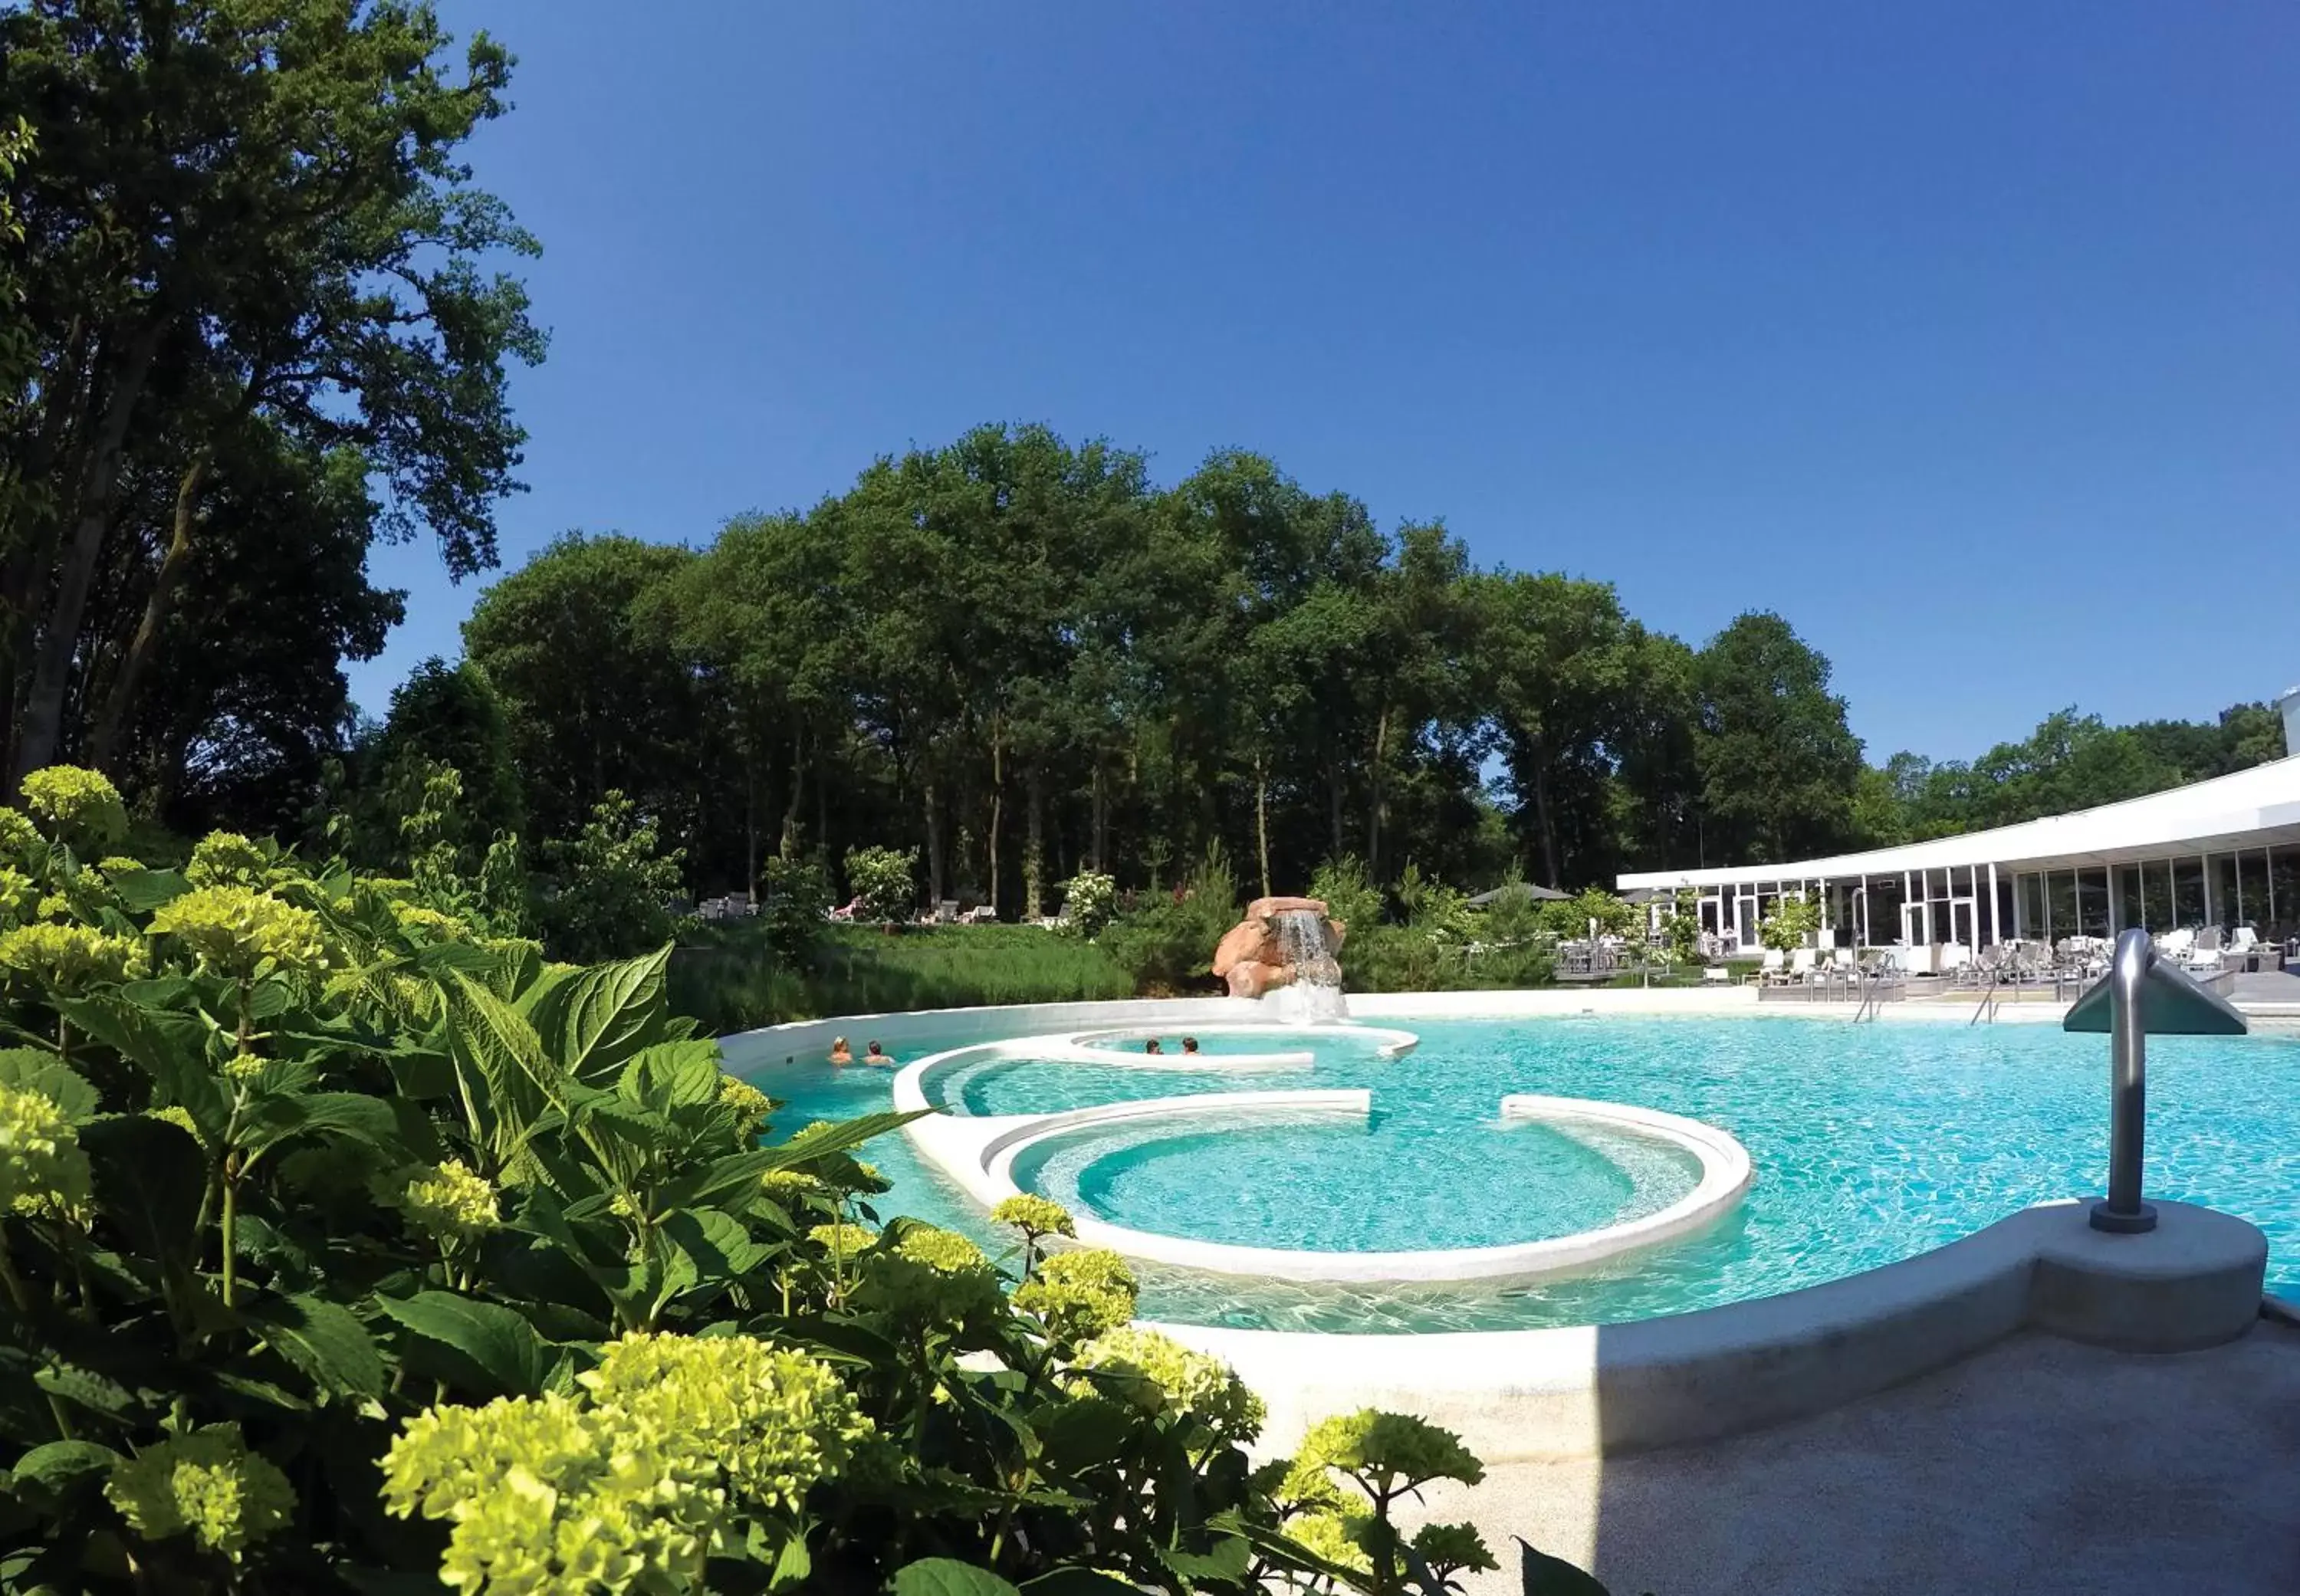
[1968,970,2000,1025]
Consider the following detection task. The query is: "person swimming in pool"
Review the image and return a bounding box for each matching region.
[1143,1038,1163,1055]
[865,1040,895,1066]
[828,1036,853,1066]
[1181,1036,1200,1054]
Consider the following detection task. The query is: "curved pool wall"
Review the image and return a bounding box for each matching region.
[723,990,2282,1456]
[888,1048,1754,1284]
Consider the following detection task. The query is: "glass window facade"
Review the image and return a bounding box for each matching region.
[1999,845,2297,945]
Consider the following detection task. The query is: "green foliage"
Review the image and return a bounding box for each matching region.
[1059,870,1118,938]
[541,791,688,963]
[1694,612,1865,864]
[0,763,1506,1595]
[1308,856,1383,944]
[758,853,833,962]
[670,923,1132,1034]
[375,658,525,845]
[1539,888,1638,941]
[844,844,918,925]
[0,0,542,792]
[1664,888,1704,965]
[1101,848,1238,993]
[1866,704,2288,846]
[1759,895,1823,954]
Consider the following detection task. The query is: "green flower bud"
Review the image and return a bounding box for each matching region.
[19,766,127,849]
[149,885,330,979]
[383,1335,870,1592]
[1065,1326,1263,1440]
[106,1427,294,1564]
[718,1074,774,1125]
[855,1226,1001,1324]
[0,921,147,993]
[1014,1247,1137,1345]
[1283,1408,1484,1501]
[991,1193,1076,1239]
[402,1158,501,1243]
[185,831,270,888]
[0,1082,90,1219]
[807,1221,876,1257]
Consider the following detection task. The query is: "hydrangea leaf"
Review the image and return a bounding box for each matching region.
[10,1438,122,1502]
[1518,1536,1615,1596]
[893,1558,1024,1596]
[244,1292,386,1400]
[375,1291,550,1400]
[520,944,672,1084]
[79,1114,206,1276]
[237,1091,406,1170]
[0,1047,99,1121]
[102,865,190,915]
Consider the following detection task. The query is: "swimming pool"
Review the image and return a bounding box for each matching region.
[754,1014,2300,1332]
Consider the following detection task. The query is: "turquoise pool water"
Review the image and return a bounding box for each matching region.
[754,1016,2300,1332]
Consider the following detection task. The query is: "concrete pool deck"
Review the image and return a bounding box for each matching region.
[1407,1318,2300,1596]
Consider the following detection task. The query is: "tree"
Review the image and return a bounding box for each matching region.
[462,534,703,853]
[0,0,543,784]
[1693,612,1864,863]
[373,658,523,844]
[538,790,686,962]
[100,435,403,836]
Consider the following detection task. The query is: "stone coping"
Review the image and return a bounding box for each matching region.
[1155,1199,2268,1460]
[890,1044,1752,1283]
[1072,1026,1426,1062]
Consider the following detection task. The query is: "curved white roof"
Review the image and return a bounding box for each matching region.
[1619,755,2300,890]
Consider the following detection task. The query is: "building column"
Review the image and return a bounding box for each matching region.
[2203,855,2216,928]
[1986,861,2000,947]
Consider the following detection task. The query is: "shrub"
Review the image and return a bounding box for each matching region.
[1057,869,1116,938]
[1102,847,1237,991]
[1538,886,1639,940]
[540,790,686,961]
[843,843,916,924]
[757,853,832,962]
[1760,894,1822,954]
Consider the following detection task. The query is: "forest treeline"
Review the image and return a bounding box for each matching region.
[393,422,2285,915]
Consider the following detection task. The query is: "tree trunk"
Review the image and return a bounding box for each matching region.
[923,773,945,914]
[780,729,804,859]
[1327,761,1346,864]
[1257,767,1274,898]
[986,721,1003,918]
[1089,763,1107,873]
[90,450,212,771]
[1366,704,1392,879]
[15,318,165,785]
[1024,769,1045,920]
[1530,750,1562,888]
[744,766,759,902]
[815,734,830,857]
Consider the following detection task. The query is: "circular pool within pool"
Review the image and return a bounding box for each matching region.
[757,1015,2300,1333]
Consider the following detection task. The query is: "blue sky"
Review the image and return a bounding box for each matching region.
[361,0,2300,760]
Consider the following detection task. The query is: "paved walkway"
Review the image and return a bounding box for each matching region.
[1404,1322,2300,1596]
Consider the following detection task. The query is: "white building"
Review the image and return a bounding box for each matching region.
[1618,686,2300,966]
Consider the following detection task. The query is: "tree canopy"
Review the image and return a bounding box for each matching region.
[0,0,541,809]
[445,421,2285,918]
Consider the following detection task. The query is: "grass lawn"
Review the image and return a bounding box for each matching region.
[671,921,1134,1033]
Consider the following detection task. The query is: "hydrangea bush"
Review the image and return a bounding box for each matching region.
[0,767,1583,1596]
